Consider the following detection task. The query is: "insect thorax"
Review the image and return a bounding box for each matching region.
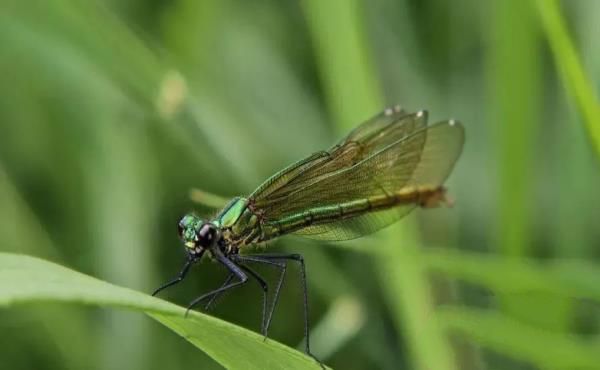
[214,197,266,248]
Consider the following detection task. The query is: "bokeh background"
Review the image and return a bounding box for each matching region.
[1,0,599,369]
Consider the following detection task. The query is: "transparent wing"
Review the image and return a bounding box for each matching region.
[248,109,464,241]
[250,108,426,201]
[290,120,464,240]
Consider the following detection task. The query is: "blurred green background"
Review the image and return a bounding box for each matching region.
[1,0,599,369]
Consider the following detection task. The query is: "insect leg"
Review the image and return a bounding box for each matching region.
[202,264,270,336]
[185,253,248,316]
[235,255,287,338]
[237,264,269,335]
[152,257,193,297]
[203,272,235,311]
[243,253,322,367]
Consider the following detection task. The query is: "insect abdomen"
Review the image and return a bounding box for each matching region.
[266,186,449,237]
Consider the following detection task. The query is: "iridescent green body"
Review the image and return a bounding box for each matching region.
[178,106,464,255]
[212,186,447,252]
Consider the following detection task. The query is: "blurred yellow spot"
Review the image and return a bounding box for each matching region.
[330,295,365,333]
[156,70,188,119]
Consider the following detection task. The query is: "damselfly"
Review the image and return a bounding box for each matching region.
[153,106,464,366]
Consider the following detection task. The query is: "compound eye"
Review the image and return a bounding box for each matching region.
[177,223,185,238]
[197,223,218,247]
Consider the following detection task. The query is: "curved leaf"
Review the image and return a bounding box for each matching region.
[0,252,326,370]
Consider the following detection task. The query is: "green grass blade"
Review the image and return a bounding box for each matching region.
[189,188,230,209]
[302,0,381,127]
[489,0,540,259]
[535,0,600,157]
[486,0,575,336]
[0,253,327,370]
[437,307,600,370]
[423,248,600,301]
[377,241,457,370]
[302,1,456,369]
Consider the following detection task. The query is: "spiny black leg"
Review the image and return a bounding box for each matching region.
[245,253,323,368]
[203,265,269,335]
[263,260,285,339]
[235,255,287,338]
[204,272,235,311]
[238,264,269,336]
[201,258,274,336]
[152,258,193,297]
[253,255,312,353]
[185,253,248,316]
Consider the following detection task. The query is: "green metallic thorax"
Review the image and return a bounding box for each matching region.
[212,197,266,248]
[213,197,248,229]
